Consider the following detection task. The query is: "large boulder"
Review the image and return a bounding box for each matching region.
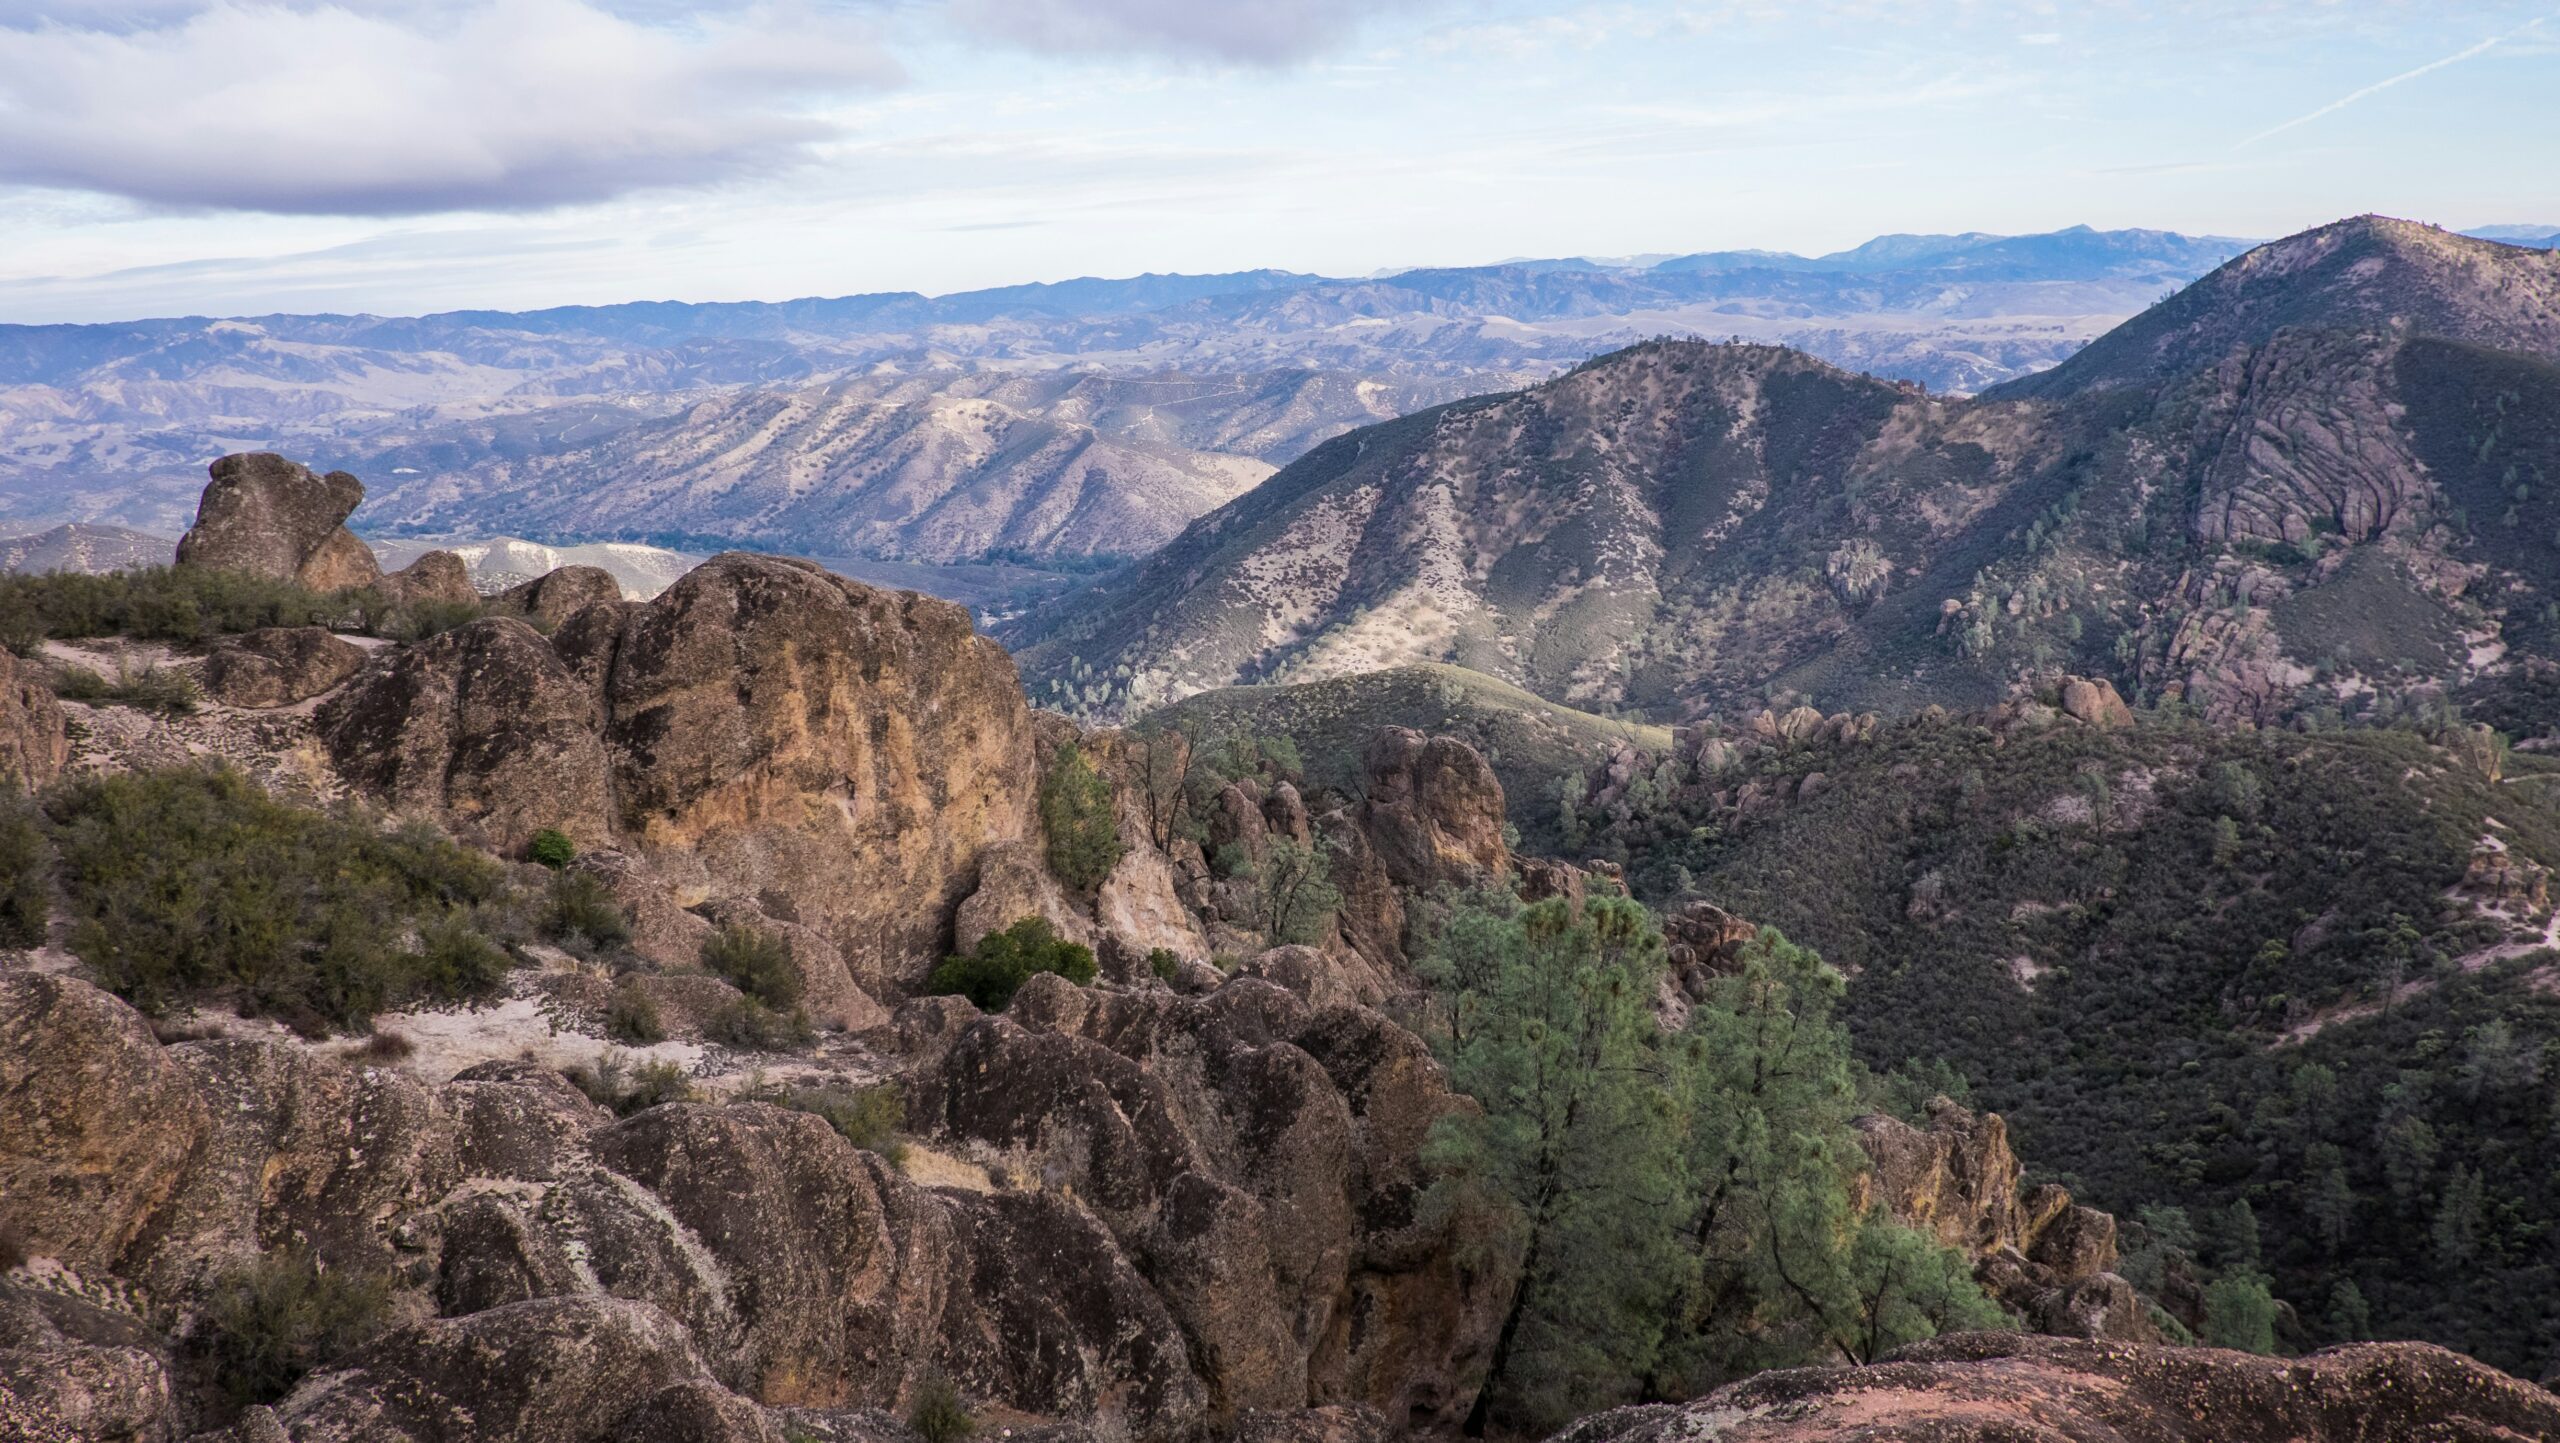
[499,566,625,629]
[201,627,370,708]
[1546,1333,2560,1443]
[602,554,1035,983]
[176,453,381,592]
[317,617,614,852]
[1355,728,1508,892]
[0,644,66,790]
[379,551,480,609]
[0,1283,173,1443]
[0,974,207,1276]
[260,1296,726,1443]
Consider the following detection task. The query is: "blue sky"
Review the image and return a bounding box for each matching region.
[0,0,2553,323]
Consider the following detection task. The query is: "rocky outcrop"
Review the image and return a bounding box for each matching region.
[317,617,613,852]
[601,555,1035,980]
[905,976,1509,1431]
[0,1282,173,1443]
[1547,1332,2560,1443]
[1854,1098,2144,1341]
[0,973,209,1276]
[1325,730,1511,968]
[378,550,480,609]
[202,628,370,709]
[2058,675,2133,729]
[498,566,625,628]
[0,644,66,790]
[176,453,382,593]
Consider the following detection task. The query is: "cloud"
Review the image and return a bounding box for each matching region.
[946,0,1438,64]
[0,0,901,215]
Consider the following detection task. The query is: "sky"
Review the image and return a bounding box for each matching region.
[0,0,2554,324]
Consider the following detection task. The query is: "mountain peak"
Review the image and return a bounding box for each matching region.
[1993,214,2560,399]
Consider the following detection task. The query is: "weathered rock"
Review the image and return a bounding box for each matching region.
[318,617,613,852]
[201,627,370,709]
[0,974,207,1276]
[380,551,479,609]
[2059,675,2134,728]
[498,567,626,629]
[176,454,381,592]
[699,898,888,1031]
[0,1281,174,1443]
[1233,946,1385,1011]
[1356,728,1508,893]
[954,840,1092,959]
[1546,1333,2560,1443]
[262,1296,724,1443]
[0,644,67,791]
[603,554,1036,985]
[1854,1098,2141,1340]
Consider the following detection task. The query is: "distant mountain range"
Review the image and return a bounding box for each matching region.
[0,226,2254,565]
[1007,217,2560,730]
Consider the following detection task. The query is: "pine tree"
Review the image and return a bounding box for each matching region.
[1039,742,1124,891]
[1422,897,1690,1435]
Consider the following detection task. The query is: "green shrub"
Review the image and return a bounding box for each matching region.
[414,913,511,997]
[1147,947,1181,984]
[907,1373,974,1443]
[0,566,344,646]
[196,1250,392,1409]
[541,869,629,954]
[567,1052,694,1115]
[926,916,1097,1011]
[761,1082,905,1161]
[702,923,800,1008]
[48,767,510,1032]
[604,979,664,1044]
[528,828,576,869]
[1039,742,1124,891]
[53,660,202,715]
[2202,1272,2281,1354]
[0,797,49,949]
[704,995,814,1051]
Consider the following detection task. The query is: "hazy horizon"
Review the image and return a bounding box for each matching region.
[2,1,2555,325]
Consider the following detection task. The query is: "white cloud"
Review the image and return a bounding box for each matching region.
[0,0,901,215]
[947,0,1440,64]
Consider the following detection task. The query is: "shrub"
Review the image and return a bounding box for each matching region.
[702,923,800,1008]
[48,767,511,1032]
[2201,1272,2280,1354]
[357,1028,415,1062]
[925,916,1097,1011]
[0,797,49,949]
[604,979,664,1044]
[527,828,576,869]
[196,1250,392,1409]
[0,1223,25,1273]
[907,1373,974,1443]
[1147,947,1181,984]
[414,913,512,998]
[0,566,342,647]
[54,660,201,715]
[704,995,814,1052]
[1039,742,1124,891]
[761,1082,905,1161]
[541,869,630,954]
[567,1052,694,1115]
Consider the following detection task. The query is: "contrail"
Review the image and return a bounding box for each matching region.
[2236,18,2543,148]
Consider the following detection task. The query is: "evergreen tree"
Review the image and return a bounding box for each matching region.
[1422,897,1690,1435]
[1039,743,1124,891]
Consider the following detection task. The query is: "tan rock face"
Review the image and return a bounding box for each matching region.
[176,453,382,592]
[2058,675,2133,729]
[1547,1333,2560,1443]
[0,645,66,790]
[201,627,370,708]
[1853,1098,2140,1341]
[604,554,1035,980]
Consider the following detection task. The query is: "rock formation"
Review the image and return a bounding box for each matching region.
[201,627,371,708]
[175,453,382,592]
[497,564,624,627]
[1855,1098,2147,1341]
[1547,1332,2560,1443]
[378,549,480,609]
[0,644,66,790]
